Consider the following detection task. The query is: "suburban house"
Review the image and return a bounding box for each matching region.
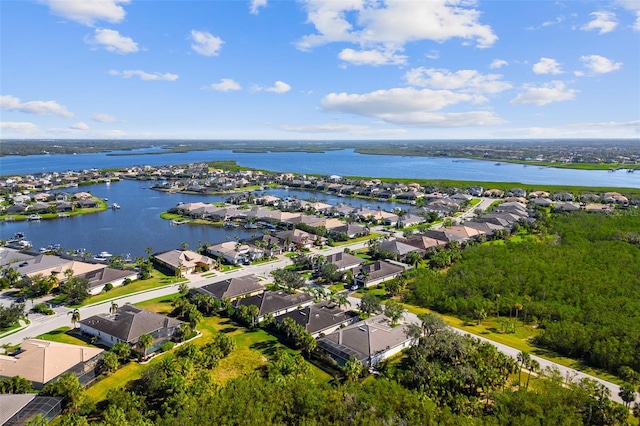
[274,300,359,338]
[397,213,424,228]
[328,223,367,239]
[83,267,138,295]
[234,291,314,322]
[324,251,364,272]
[153,249,215,275]
[354,260,407,288]
[79,305,182,355]
[0,339,103,389]
[195,274,264,301]
[0,394,63,426]
[377,239,425,262]
[275,229,325,250]
[206,241,251,265]
[8,253,137,294]
[316,315,415,367]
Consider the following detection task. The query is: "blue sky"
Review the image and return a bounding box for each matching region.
[1,0,639,140]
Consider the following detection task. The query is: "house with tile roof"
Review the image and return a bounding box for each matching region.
[153,249,215,275]
[79,305,182,355]
[0,339,103,389]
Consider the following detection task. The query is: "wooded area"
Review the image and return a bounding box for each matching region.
[405,211,640,376]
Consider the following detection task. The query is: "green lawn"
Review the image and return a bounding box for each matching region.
[332,232,383,246]
[399,302,626,386]
[80,270,186,307]
[36,326,96,346]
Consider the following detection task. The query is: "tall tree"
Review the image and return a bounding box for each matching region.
[384,299,406,326]
[68,308,80,329]
[358,293,382,317]
[137,333,153,358]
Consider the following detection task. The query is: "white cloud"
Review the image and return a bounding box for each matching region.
[426,50,439,60]
[0,95,74,117]
[253,81,291,94]
[489,59,508,69]
[92,113,118,123]
[69,122,89,131]
[320,87,505,127]
[109,70,179,81]
[86,28,138,54]
[570,119,640,128]
[338,48,406,66]
[511,81,577,106]
[580,54,622,73]
[280,123,407,136]
[0,122,40,134]
[404,68,512,94]
[41,0,130,26]
[206,78,242,92]
[581,11,618,34]
[574,70,585,77]
[190,30,223,57]
[322,87,474,115]
[526,15,565,30]
[250,0,267,15]
[296,0,497,66]
[533,57,563,74]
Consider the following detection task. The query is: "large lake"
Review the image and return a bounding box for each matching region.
[1,147,639,257]
[2,147,639,188]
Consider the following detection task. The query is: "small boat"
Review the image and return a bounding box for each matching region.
[103,198,108,201]
[171,219,189,225]
[94,251,113,261]
[111,203,120,210]
[244,223,258,229]
[27,214,42,221]
[494,162,501,166]
[223,222,239,228]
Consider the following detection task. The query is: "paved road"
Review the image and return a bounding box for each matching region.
[2,201,637,406]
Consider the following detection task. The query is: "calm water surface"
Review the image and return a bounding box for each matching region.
[1,148,639,257]
[2,148,639,188]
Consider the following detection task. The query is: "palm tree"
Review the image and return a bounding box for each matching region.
[330,292,351,309]
[109,301,119,314]
[517,351,531,387]
[137,333,153,358]
[343,357,363,382]
[525,358,540,389]
[68,308,80,329]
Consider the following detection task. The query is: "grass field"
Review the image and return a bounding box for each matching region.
[36,326,95,346]
[84,294,333,403]
[80,270,187,307]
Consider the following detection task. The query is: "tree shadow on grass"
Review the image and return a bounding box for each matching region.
[250,340,279,357]
[219,327,238,334]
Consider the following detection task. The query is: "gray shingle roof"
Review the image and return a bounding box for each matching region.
[275,300,358,335]
[79,305,181,343]
[236,291,314,316]
[198,274,263,300]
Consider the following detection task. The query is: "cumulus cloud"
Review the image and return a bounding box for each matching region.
[253,81,291,94]
[404,68,512,95]
[86,28,138,54]
[41,0,130,26]
[109,70,179,81]
[205,78,242,92]
[338,48,406,66]
[0,95,74,117]
[489,59,508,69]
[511,81,577,106]
[250,0,267,15]
[92,113,118,123]
[320,87,504,127]
[190,30,223,57]
[296,0,497,66]
[533,57,563,75]
[0,122,39,134]
[581,11,618,34]
[580,54,622,73]
[69,122,89,131]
